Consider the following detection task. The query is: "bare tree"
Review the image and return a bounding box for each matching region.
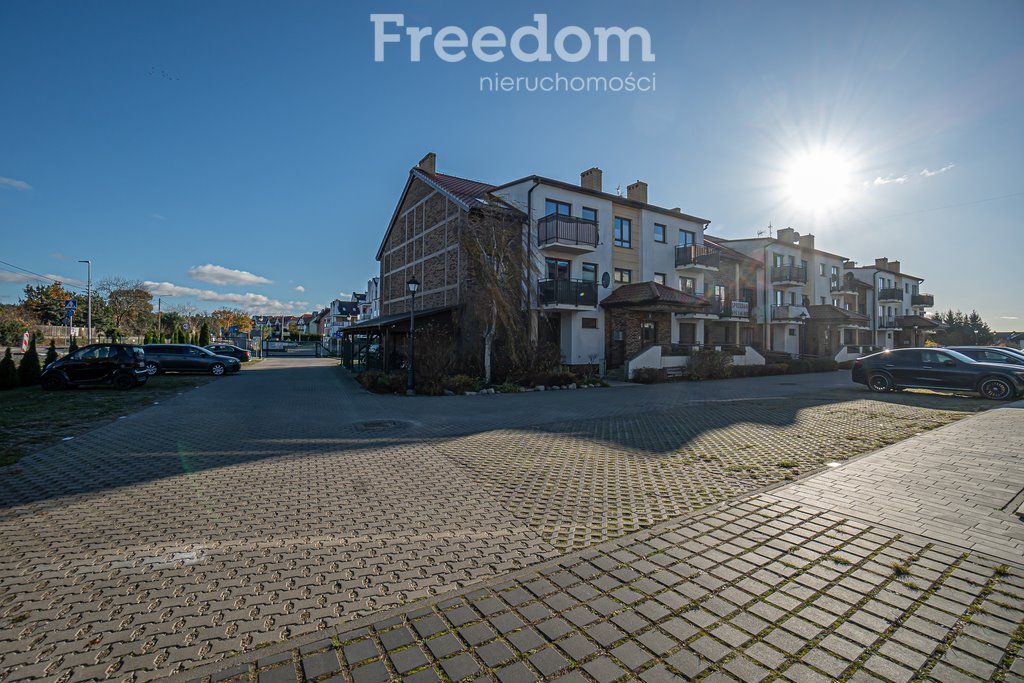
[97,277,153,334]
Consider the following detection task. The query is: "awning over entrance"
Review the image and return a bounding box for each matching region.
[806,304,870,325]
[340,306,455,334]
[600,282,709,313]
[895,314,943,329]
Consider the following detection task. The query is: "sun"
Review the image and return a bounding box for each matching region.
[783,148,854,212]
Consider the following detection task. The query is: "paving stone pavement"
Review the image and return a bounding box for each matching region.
[0,359,1016,682]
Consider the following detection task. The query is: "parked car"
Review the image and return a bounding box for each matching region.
[946,346,1024,366]
[142,344,242,376]
[852,347,1024,400]
[204,343,252,362]
[40,343,148,390]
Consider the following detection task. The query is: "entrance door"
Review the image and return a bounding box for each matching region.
[641,321,656,347]
[678,322,696,344]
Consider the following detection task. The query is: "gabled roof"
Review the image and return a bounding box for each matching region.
[600,281,709,309]
[896,315,942,329]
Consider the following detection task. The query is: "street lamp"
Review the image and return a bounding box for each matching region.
[78,259,92,345]
[798,311,808,358]
[973,328,980,345]
[406,277,419,396]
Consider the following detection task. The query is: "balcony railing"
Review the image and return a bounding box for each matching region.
[708,298,751,319]
[878,287,903,301]
[830,278,857,293]
[878,316,899,329]
[538,278,598,307]
[771,304,810,321]
[537,214,599,249]
[911,293,934,307]
[770,265,807,284]
[675,243,721,269]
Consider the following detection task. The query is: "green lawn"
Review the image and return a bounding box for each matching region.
[0,375,213,466]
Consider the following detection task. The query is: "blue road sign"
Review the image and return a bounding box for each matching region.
[228,325,239,334]
[182,322,190,331]
[64,299,77,311]
[334,329,344,338]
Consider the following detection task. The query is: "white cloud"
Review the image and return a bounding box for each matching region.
[999,316,1019,320]
[150,213,166,221]
[294,285,305,292]
[187,264,272,286]
[920,163,955,177]
[0,176,31,191]
[872,174,908,186]
[143,281,306,315]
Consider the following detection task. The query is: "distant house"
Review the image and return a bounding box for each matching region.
[994,331,1024,349]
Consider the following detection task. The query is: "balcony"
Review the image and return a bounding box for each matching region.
[878,287,903,302]
[878,316,899,329]
[770,265,807,285]
[708,299,751,320]
[538,278,597,309]
[911,293,934,307]
[771,304,809,322]
[537,214,598,253]
[830,278,858,295]
[675,243,721,271]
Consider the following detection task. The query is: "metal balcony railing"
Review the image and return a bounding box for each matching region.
[537,214,599,248]
[878,287,903,301]
[771,304,810,321]
[538,278,598,307]
[878,316,899,329]
[675,243,721,269]
[911,293,934,307]
[708,298,751,319]
[770,265,808,284]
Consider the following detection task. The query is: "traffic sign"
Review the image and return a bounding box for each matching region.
[182,322,190,331]
[334,329,344,339]
[64,299,77,311]
[228,325,239,334]
[21,332,29,352]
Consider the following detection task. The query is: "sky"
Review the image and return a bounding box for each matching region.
[1,0,1022,325]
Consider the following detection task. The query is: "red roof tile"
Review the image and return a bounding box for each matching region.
[601,281,709,309]
[415,170,497,209]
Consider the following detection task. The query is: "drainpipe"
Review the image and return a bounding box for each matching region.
[526,178,541,345]
[763,244,770,352]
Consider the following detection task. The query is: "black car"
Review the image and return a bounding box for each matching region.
[946,346,1024,366]
[142,344,242,376]
[852,347,1024,400]
[41,343,148,390]
[204,343,252,362]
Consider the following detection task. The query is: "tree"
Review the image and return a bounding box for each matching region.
[68,338,78,353]
[460,206,534,384]
[44,340,58,365]
[0,304,38,346]
[18,334,41,386]
[199,321,210,346]
[211,308,253,335]
[98,277,153,335]
[931,309,994,346]
[0,348,17,390]
[21,282,76,325]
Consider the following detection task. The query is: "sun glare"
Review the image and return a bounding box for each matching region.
[783,148,854,213]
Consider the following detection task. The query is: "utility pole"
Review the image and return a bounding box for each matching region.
[78,260,92,344]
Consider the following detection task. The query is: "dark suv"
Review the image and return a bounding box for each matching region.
[142,344,242,376]
[41,343,148,390]
[852,347,1024,400]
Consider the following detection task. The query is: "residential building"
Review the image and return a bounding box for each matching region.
[327,296,363,337]
[846,258,938,348]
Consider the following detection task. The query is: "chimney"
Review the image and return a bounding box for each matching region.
[843,259,856,269]
[417,152,436,175]
[874,257,889,271]
[798,233,815,251]
[671,207,682,214]
[889,260,901,273]
[626,180,648,203]
[776,227,798,244]
[580,167,603,192]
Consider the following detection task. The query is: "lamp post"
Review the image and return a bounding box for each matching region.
[798,311,808,358]
[406,277,419,396]
[973,328,980,345]
[78,259,92,344]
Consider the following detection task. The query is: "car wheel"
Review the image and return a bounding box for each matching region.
[210,363,225,376]
[145,362,160,376]
[112,373,135,390]
[867,372,893,393]
[41,374,66,391]
[979,376,1014,401]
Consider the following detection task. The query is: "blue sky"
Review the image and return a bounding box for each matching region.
[2,0,1022,325]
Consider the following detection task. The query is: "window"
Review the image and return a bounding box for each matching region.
[905,283,910,293]
[679,276,696,293]
[832,298,841,307]
[581,262,598,283]
[819,264,826,276]
[640,321,656,346]
[582,317,598,329]
[581,206,597,222]
[800,259,808,272]
[773,253,785,267]
[654,272,666,285]
[775,290,784,305]
[544,199,571,217]
[654,224,666,243]
[740,287,754,304]
[614,217,632,248]
[679,229,695,246]
[789,292,797,305]
[820,297,827,305]
[614,268,632,283]
[545,257,570,280]
[714,284,727,301]
[831,266,839,277]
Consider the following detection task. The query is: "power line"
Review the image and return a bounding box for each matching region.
[0,260,88,293]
